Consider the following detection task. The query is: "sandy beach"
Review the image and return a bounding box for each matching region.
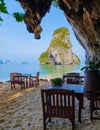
[0,80,100,130]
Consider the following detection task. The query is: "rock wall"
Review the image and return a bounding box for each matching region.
[39,27,80,65]
[16,0,100,65]
[58,0,100,65]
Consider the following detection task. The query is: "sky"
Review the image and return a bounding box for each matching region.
[0,0,85,64]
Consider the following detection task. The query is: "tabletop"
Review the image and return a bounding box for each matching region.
[49,84,85,94]
[22,73,31,77]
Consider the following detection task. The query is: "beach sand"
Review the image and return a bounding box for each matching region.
[0,80,100,130]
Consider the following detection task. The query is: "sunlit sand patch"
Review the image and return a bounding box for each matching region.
[7,92,22,102]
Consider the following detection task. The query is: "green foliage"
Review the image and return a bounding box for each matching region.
[50,40,69,49]
[51,77,63,86]
[13,12,24,22]
[50,27,70,49]
[53,27,69,35]
[0,16,3,21]
[0,0,8,14]
[81,60,100,71]
[52,0,58,7]
[0,0,8,24]
[39,50,50,63]
[0,0,24,24]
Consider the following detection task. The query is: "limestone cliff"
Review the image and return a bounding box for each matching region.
[39,27,80,65]
[16,0,100,65]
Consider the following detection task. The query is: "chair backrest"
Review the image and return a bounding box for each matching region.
[10,72,22,82]
[36,72,40,78]
[36,72,40,84]
[41,89,75,118]
[64,73,80,84]
[90,90,100,120]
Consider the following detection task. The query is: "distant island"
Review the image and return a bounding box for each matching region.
[0,59,11,64]
[0,59,4,64]
[0,59,29,64]
[39,27,80,65]
[22,61,28,64]
[5,60,11,64]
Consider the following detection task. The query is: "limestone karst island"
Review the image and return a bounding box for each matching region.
[39,27,80,65]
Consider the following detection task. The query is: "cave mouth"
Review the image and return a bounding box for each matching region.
[17,0,100,64]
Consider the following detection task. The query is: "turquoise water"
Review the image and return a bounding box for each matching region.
[0,61,85,81]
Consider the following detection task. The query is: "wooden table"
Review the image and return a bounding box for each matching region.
[49,84,85,122]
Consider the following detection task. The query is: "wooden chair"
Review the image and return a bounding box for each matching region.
[63,72,80,84]
[89,90,100,121]
[10,72,25,90]
[30,72,40,87]
[41,89,75,130]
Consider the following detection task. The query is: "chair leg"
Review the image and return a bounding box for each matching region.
[90,109,93,121]
[38,81,39,85]
[14,83,15,89]
[36,81,38,87]
[49,117,51,122]
[21,83,25,90]
[11,83,15,90]
[43,117,46,130]
[11,83,12,90]
[72,123,75,130]
[21,84,23,90]
[29,78,31,87]
[72,118,75,130]
[90,101,93,121]
[43,125,46,130]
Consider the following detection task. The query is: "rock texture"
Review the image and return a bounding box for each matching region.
[16,0,100,65]
[39,27,80,65]
[16,0,52,39]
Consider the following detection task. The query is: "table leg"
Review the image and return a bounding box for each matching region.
[26,77,29,88]
[24,77,28,88]
[76,93,84,122]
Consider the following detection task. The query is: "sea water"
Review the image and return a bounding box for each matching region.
[0,61,85,82]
